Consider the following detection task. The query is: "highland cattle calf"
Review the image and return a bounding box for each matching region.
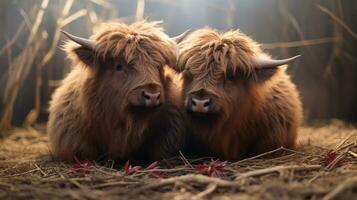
[48,21,188,162]
[177,28,302,160]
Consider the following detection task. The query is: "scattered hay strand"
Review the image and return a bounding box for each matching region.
[322,176,357,200]
[234,164,322,181]
[348,151,357,158]
[192,183,217,199]
[134,174,240,194]
[0,123,356,199]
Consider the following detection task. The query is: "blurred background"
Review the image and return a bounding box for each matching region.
[0,0,356,133]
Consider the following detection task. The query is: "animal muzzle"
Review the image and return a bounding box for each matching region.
[129,84,163,108]
[142,91,161,107]
[190,98,211,113]
[186,91,216,114]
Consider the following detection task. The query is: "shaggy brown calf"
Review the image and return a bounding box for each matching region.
[177,28,302,160]
[48,21,188,162]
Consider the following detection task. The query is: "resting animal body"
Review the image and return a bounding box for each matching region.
[48,21,188,162]
[177,28,302,160]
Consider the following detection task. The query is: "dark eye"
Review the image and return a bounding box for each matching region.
[116,63,124,71]
[226,72,234,81]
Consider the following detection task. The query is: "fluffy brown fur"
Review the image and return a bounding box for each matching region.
[48,21,186,162]
[177,28,302,160]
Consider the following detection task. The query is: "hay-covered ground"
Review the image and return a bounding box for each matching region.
[0,120,356,200]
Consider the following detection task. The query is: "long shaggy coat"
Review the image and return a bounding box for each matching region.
[177,28,303,160]
[48,21,186,162]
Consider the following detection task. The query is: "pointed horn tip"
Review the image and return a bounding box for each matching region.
[182,29,191,35]
[254,55,302,69]
[172,29,191,43]
[277,54,301,63]
[60,30,70,37]
[176,29,191,36]
[182,29,191,38]
[60,30,76,41]
[291,55,301,60]
[59,30,96,49]
[284,55,301,63]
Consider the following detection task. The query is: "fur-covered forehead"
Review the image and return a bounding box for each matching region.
[178,28,262,77]
[92,21,176,66]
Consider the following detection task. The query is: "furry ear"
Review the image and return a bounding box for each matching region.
[235,66,279,83]
[163,47,178,71]
[62,31,97,68]
[251,67,279,83]
[72,46,95,67]
[168,58,184,73]
[171,53,186,73]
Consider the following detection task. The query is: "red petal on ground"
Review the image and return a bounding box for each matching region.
[323,150,346,169]
[123,160,142,175]
[146,161,159,170]
[124,160,130,173]
[71,156,92,172]
[195,159,228,177]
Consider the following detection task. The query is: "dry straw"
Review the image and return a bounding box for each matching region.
[0,122,356,199]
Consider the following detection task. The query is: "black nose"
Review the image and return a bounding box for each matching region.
[142,91,161,107]
[191,98,211,113]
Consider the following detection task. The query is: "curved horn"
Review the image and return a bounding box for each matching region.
[61,30,95,50]
[254,55,301,69]
[171,29,190,43]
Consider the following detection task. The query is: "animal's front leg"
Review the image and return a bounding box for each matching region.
[137,107,187,162]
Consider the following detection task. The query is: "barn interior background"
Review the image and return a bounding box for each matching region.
[0,0,356,130]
